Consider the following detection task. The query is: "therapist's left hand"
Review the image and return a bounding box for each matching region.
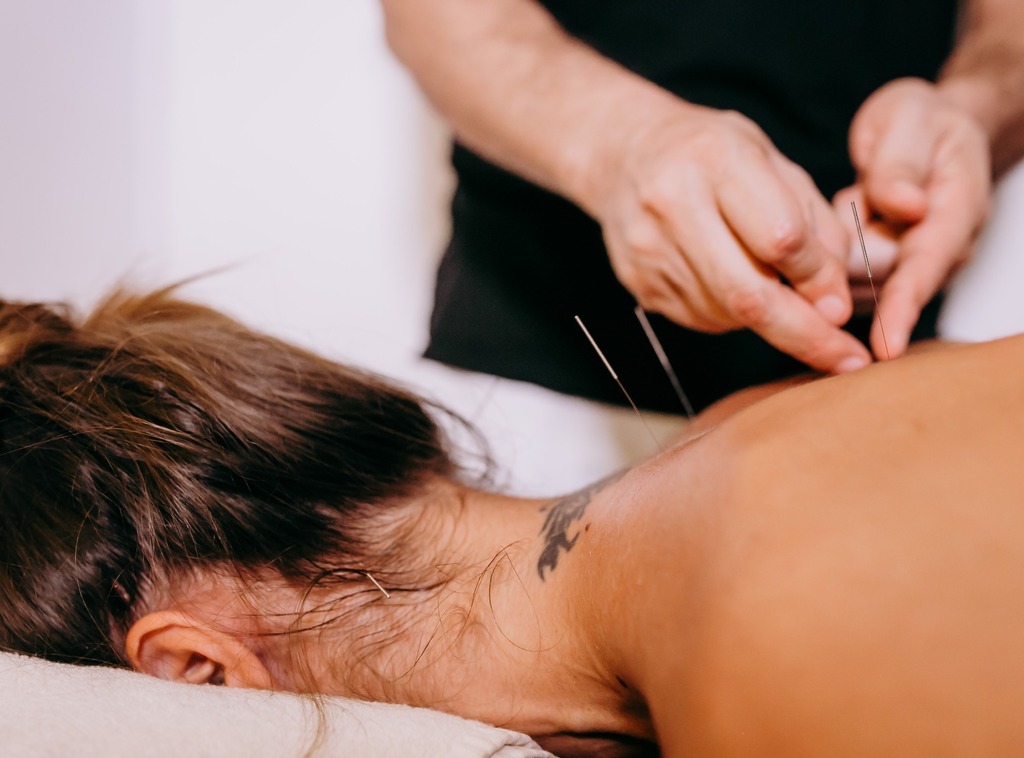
[835,77,991,359]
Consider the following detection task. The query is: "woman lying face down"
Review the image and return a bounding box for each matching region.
[3,288,1024,756]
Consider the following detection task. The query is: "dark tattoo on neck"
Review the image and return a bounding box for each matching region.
[536,472,624,581]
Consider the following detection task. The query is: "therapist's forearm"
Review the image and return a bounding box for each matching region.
[939,0,1024,175]
[379,0,681,213]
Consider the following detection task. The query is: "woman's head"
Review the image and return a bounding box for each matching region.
[0,287,463,686]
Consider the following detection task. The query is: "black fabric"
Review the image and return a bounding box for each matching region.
[426,0,959,414]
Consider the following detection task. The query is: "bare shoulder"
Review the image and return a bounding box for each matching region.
[646,334,1024,754]
[535,471,628,582]
[543,335,1024,753]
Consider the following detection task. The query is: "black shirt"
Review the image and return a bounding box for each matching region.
[426,0,959,413]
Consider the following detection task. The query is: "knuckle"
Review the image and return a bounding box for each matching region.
[720,109,761,137]
[725,284,771,328]
[615,259,667,303]
[687,127,727,158]
[631,276,663,303]
[696,309,733,334]
[760,220,806,263]
[636,289,666,312]
[621,220,661,257]
[784,161,816,189]
[666,300,728,333]
[636,178,667,211]
[650,297,692,325]
[637,167,689,211]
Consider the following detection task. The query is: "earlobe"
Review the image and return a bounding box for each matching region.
[126,610,276,690]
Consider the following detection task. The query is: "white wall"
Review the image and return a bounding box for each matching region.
[1,0,449,380]
[0,1,136,303]
[144,1,452,377]
[940,160,1024,342]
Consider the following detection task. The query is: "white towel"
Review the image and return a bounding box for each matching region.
[0,652,554,757]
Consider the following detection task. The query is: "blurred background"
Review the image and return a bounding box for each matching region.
[1,0,447,377]
[3,0,1024,492]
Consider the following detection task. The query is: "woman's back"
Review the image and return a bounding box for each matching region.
[580,336,1024,755]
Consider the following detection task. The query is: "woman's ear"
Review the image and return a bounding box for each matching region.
[125,610,276,690]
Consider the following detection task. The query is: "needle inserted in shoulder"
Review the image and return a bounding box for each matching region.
[634,305,695,419]
[851,201,891,361]
[574,315,664,452]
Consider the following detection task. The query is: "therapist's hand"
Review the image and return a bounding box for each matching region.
[836,77,991,359]
[587,101,872,374]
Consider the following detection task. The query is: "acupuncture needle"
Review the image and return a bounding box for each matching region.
[851,201,891,361]
[364,572,391,599]
[633,305,696,419]
[574,315,664,452]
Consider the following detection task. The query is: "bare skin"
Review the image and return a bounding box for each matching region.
[603,336,1024,754]
[129,336,1024,755]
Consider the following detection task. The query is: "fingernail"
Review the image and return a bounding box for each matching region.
[815,295,848,325]
[837,355,870,374]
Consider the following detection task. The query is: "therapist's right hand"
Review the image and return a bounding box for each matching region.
[581,100,873,374]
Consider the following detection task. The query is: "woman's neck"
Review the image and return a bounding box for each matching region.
[336,478,653,740]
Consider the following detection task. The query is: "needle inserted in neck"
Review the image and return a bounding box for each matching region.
[364,572,391,599]
[851,201,891,361]
[575,315,663,452]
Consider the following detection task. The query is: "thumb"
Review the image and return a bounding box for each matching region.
[861,120,932,224]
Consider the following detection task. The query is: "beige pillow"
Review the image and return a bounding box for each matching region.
[0,652,552,757]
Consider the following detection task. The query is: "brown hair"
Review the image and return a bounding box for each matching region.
[0,287,465,669]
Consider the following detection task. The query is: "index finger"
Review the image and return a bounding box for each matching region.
[726,276,873,374]
[682,212,872,373]
[698,148,854,325]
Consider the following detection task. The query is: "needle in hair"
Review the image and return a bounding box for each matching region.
[633,305,695,419]
[850,201,891,360]
[574,315,663,452]
[364,572,391,599]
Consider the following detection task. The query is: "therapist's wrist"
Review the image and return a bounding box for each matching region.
[939,58,1024,175]
[936,75,1000,145]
